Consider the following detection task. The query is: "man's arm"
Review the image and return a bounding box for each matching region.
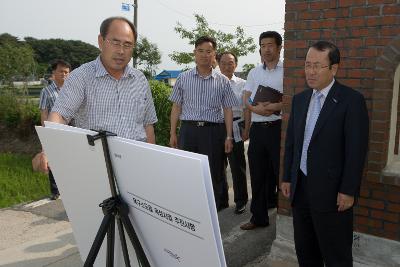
[48,111,67,124]
[243,90,275,116]
[223,107,233,153]
[338,91,369,211]
[281,95,297,198]
[145,124,155,144]
[40,109,49,126]
[169,103,182,148]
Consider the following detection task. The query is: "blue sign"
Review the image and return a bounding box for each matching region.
[121,3,130,11]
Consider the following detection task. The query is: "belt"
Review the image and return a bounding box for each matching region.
[252,120,281,126]
[233,117,241,121]
[181,120,221,127]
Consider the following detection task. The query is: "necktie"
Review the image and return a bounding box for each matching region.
[300,91,323,175]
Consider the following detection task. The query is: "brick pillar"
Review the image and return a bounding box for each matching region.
[271,1,400,265]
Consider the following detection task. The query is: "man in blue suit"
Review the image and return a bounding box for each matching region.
[281,41,369,267]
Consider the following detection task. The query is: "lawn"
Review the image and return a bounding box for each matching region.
[0,153,49,208]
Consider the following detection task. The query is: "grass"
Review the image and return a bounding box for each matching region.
[0,153,49,208]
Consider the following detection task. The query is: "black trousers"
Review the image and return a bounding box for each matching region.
[178,122,227,209]
[247,121,281,226]
[48,169,59,195]
[226,140,248,206]
[293,171,353,267]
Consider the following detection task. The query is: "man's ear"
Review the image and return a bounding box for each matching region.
[331,63,339,76]
[98,34,103,51]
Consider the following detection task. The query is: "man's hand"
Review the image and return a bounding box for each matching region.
[281,182,291,198]
[252,102,274,116]
[169,133,178,148]
[32,151,49,174]
[225,138,233,153]
[337,192,354,212]
[241,128,249,141]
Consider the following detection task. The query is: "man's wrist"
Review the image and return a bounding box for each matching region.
[226,136,233,140]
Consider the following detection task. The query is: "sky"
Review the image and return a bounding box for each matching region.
[0,0,285,72]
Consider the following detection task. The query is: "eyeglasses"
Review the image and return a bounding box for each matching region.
[305,64,330,71]
[104,38,134,50]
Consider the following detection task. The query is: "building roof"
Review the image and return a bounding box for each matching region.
[154,70,181,80]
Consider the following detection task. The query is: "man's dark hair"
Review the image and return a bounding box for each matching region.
[218,51,238,64]
[51,59,71,71]
[259,31,282,47]
[195,36,217,50]
[100,16,137,41]
[310,41,341,66]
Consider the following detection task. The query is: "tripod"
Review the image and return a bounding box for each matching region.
[84,130,150,267]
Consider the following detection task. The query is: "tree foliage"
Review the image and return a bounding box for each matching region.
[242,63,256,79]
[170,14,257,65]
[133,37,162,78]
[0,34,36,83]
[24,37,99,70]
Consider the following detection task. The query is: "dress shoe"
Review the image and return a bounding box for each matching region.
[50,193,60,200]
[217,203,229,212]
[240,222,269,230]
[234,204,246,214]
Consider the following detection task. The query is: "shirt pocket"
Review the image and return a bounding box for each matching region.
[127,95,146,124]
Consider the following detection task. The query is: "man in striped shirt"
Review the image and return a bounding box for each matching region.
[169,36,238,212]
[39,59,71,200]
[48,17,157,142]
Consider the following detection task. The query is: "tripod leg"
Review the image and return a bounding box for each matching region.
[84,213,113,267]
[106,218,115,267]
[117,216,131,267]
[119,210,150,267]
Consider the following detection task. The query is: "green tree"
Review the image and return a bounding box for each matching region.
[169,14,257,65]
[242,63,255,79]
[133,37,162,79]
[0,35,36,83]
[24,37,99,70]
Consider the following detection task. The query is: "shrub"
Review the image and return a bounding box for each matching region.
[0,87,40,138]
[149,80,172,146]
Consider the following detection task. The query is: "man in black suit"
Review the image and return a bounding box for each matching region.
[281,41,369,267]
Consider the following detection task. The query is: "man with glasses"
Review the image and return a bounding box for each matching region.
[218,51,248,214]
[48,16,157,143]
[281,41,369,266]
[169,36,238,212]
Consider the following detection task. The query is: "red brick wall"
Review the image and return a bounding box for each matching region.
[280,0,400,241]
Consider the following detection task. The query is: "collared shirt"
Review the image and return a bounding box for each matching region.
[51,56,158,141]
[169,67,238,123]
[229,75,246,118]
[244,61,284,122]
[305,78,335,124]
[39,81,60,112]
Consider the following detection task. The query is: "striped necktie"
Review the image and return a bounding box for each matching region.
[300,91,323,175]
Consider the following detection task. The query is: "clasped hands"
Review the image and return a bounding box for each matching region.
[251,101,278,116]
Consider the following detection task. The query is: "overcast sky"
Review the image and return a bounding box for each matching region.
[0,0,284,72]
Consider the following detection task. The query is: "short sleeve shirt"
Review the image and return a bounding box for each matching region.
[244,61,284,122]
[51,56,158,141]
[169,68,238,123]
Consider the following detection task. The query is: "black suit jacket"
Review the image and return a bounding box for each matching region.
[283,81,369,212]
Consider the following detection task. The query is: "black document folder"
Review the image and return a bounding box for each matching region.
[252,85,283,115]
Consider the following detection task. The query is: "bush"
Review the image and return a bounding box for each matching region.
[149,80,172,146]
[0,87,40,138]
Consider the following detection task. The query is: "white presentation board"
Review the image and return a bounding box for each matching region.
[36,123,226,267]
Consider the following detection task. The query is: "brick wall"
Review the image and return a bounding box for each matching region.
[280,0,400,241]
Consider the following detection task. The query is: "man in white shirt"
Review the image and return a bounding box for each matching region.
[218,52,249,214]
[241,31,283,230]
